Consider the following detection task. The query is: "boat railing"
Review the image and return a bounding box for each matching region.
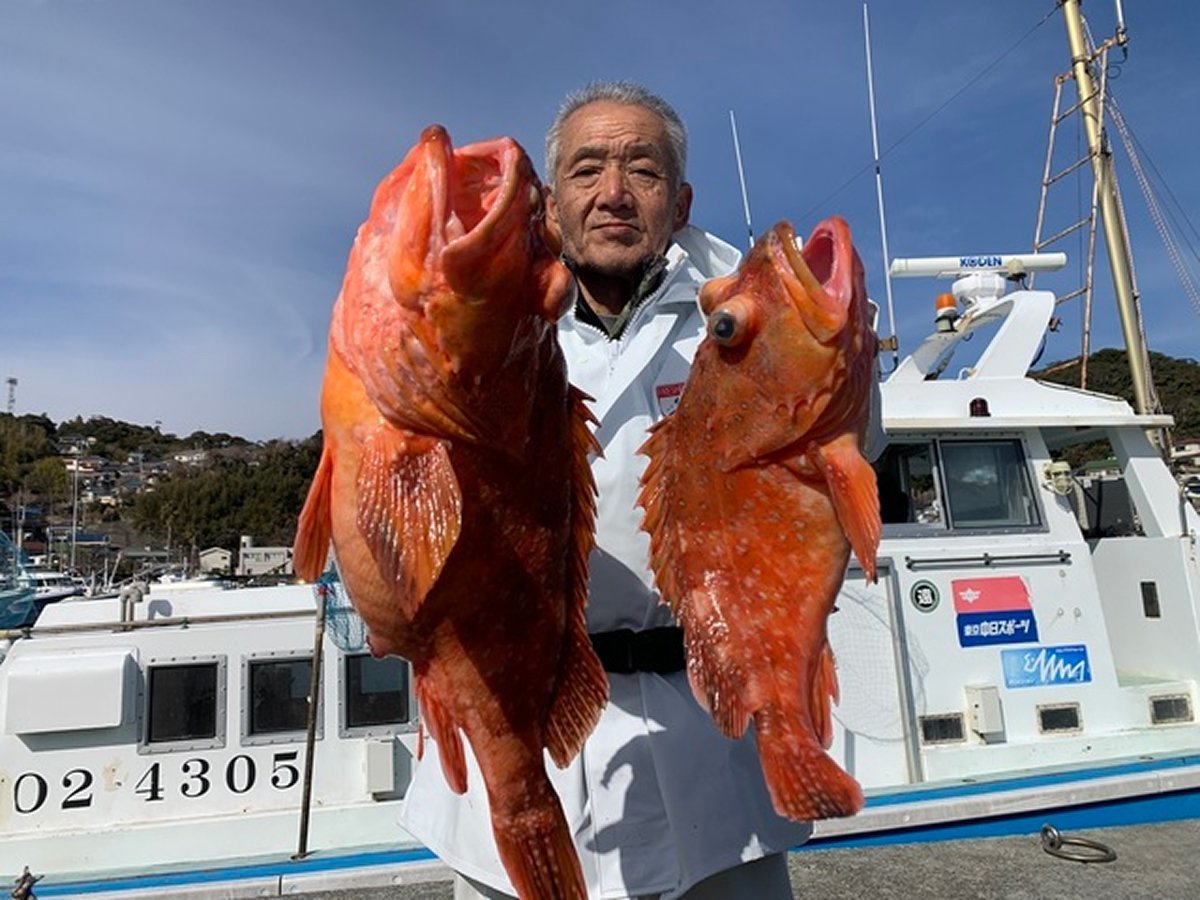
[904,550,1073,571]
[0,607,314,641]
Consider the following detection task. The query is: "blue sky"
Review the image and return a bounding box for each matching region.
[2,0,1197,440]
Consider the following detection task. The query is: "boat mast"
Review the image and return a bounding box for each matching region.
[1058,0,1156,415]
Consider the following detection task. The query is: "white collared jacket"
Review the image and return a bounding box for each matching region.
[401,226,824,899]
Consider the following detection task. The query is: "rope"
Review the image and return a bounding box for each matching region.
[1107,96,1200,321]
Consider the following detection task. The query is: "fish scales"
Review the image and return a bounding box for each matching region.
[638,216,880,822]
[294,126,608,900]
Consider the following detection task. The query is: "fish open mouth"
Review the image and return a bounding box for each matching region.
[388,126,545,298]
[776,218,853,340]
[416,126,540,262]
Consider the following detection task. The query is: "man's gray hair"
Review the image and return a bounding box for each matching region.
[545,81,688,189]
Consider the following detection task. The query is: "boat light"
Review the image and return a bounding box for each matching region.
[934,292,959,332]
[969,397,990,417]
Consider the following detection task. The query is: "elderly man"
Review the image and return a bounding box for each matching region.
[401,82,809,899]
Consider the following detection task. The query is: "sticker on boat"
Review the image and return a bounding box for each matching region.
[953,576,1039,647]
[1001,645,1092,688]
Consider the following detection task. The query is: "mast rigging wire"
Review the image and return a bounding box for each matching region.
[800,4,1059,221]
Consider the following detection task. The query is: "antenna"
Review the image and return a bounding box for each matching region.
[728,110,755,250]
[5,377,15,415]
[862,4,899,369]
[1113,0,1128,43]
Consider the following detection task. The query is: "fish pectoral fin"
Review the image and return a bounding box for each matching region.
[294,446,334,582]
[813,435,881,582]
[356,425,462,613]
[546,385,608,767]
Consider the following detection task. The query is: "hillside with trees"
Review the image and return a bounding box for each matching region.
[1034,349,1200,437]
[3,349,1198,579]
[0,413,319,579]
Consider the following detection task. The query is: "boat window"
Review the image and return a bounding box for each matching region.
[874,442,944,529]
[146,661,223,747]
[940,440,1040,529]
[247,657,313,738]
[342,654,412,735]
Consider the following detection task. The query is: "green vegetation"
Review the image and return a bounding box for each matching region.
[129,437,321,554]
[0,413,320,571]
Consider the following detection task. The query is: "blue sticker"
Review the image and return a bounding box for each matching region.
[957,610,1040,647]
[1002,645,1092,688]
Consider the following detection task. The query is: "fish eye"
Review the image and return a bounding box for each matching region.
[707,297,758,347]
[712,312,737,341]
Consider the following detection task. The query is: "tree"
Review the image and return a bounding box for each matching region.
[26,456,70,508]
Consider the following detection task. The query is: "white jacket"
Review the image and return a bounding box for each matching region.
[401,226,814,899]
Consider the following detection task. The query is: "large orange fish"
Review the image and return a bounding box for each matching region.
[294,126,608,900]
[638,216,879,821]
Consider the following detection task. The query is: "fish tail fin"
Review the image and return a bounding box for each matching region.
[755,705,864,821]
[492,793,587,900]
[546,386,607,767]
[415,678,467,793]
[815,434,881,582]
[294,446,334,582]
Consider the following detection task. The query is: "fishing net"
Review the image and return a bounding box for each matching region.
[314,562,368,653]
[827,582,929,743]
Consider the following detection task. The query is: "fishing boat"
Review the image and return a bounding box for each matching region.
[3,1,1198,895]
[0,532,34,629]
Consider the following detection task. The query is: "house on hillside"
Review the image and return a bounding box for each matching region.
[173,449,209,467]
[198,547,232,575]
[1171,437,1200,473]
[236,535,293,578]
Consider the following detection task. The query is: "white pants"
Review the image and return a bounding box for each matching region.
[452,852,793,900]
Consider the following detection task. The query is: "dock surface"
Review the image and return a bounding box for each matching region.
[298,819,1200,899]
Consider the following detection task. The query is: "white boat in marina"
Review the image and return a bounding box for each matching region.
[0,532,35,630]
[26,569,86,605]
[3,1,1199,896]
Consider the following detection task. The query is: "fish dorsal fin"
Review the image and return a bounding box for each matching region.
[356,425,462,614]
[812,433,880,582]
[637,415,684,616]
[294,446,334,582]
[545,386,609,766]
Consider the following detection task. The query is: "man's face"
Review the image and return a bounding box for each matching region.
[547,101,692,280]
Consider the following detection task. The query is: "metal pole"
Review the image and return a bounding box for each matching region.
[70,449,79,570]
[293,584,327,860]
[1059,0,1155,414]
[863,3,899,368]
[728,110,755,251]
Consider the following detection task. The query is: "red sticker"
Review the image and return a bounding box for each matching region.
[951,576,1031,613]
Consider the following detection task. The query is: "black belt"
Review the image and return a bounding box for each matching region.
[589,627,686,674]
